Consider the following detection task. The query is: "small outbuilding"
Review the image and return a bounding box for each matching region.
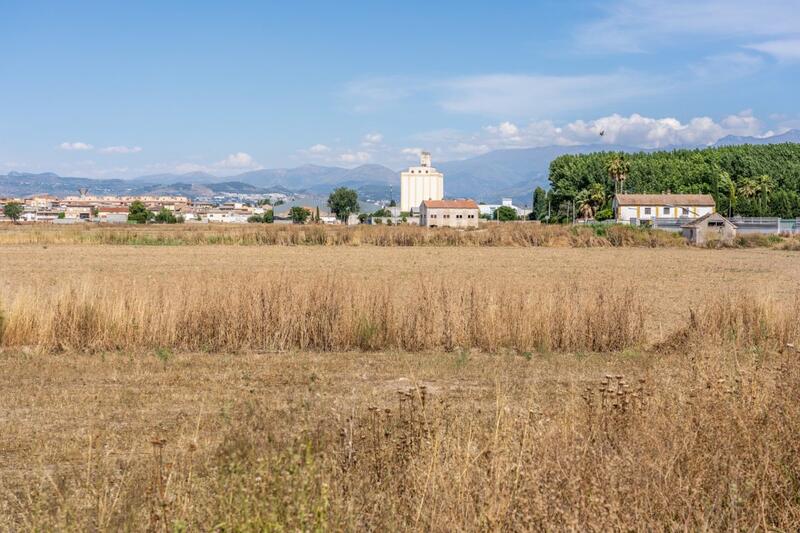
[681,212,737,245]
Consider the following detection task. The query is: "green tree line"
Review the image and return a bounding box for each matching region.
[536,144,800,221]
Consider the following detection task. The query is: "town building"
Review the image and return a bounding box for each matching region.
[420,199,480,228]
[96,206,130,223]
[681,212,737,245]
[613,194,716,224]
[400,152,444,213]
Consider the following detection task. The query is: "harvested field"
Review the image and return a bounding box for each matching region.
[1,240,799,530]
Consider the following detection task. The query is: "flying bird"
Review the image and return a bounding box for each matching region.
[599,130,605,137]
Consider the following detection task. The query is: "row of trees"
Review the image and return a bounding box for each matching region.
[538,144,800,221]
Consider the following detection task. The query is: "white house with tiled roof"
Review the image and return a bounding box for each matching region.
[613,194,716,224]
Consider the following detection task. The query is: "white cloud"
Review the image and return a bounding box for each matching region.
[362,132,384,145]
[217,152,260,169]
[99,145,143,154]
[484,121,520,138]
[309,143,331,153]
[401,147,423,157]
[58,141,94,151]
[339,151,370,164]
[407,111,774,162]
[745,38,800,62]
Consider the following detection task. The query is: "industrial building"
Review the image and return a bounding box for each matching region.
[400,152,444,213]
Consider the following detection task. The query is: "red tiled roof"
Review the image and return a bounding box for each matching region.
[615,194,716,206]
[422,199,479,209]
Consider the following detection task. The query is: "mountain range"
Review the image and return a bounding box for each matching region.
[2,129,798,205]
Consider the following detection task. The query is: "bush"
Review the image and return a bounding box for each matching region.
[595,207,613,221]
[154,208,178,224]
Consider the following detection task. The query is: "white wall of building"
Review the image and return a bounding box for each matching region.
[616,205,714,223]
[400,152,444,212]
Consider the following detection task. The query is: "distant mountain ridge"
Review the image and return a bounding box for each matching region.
[3,130,798,203]
[713,129,800,147]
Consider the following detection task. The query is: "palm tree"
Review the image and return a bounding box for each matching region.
[576,191,594,220]
[606,156,630,194]
[738,177,759,199]
[757,174,774,210]
[718,170,736,217]
[588,183,606,212]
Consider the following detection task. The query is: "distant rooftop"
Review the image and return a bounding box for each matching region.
[615,194,716,206]
[422,199,479,209]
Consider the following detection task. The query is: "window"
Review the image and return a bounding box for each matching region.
[644,207,651,215]
[468,214,475,219]
[682,208,689,215]
[444,214,450,219]
[430,214,437,218]
[456,214,463,219]
[663,207,671,215]
[708,220,724,227]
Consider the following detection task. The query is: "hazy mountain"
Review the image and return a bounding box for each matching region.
[232,164,396,189]
[714,129,800,147]
[133,171,219,184]
[0,172,138,197]
[3,130,798,201]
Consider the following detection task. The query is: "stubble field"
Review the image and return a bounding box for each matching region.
[1,238,799,530]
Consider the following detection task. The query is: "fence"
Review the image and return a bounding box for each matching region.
[648,217,800,235]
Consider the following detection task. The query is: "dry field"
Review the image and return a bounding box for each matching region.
[1,238,800,530]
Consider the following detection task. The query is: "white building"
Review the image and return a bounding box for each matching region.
[613,194,716,224]
[478,198,530,219]
[400,151,444,213]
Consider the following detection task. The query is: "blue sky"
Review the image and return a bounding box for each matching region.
[1,0,798,177]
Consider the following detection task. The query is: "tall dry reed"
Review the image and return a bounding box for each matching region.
[0,222,687,247]
[0,275,646,353]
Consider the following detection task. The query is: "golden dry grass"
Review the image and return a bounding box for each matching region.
[1,242,800,530]
[0,221,687,247]
[1,346,799,530]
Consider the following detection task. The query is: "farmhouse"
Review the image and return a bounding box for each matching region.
[613,194,716,224]
[420,199,479,228]
[681,212,737,245]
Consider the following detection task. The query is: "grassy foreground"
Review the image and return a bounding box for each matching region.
[1,342,799,530]
[2,243,799,529]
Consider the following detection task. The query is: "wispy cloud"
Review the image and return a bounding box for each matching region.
[437,72,666,117]
[339,151,370,163]
[575,0,800,53]
[58,141,94,151]
[745,38,800,62]
[342,77,415,112]
[99,145,143,154]
[343,71,670,118]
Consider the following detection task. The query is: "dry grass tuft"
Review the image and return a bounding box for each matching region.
[0,222,689,247]
[1,275,646,354]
